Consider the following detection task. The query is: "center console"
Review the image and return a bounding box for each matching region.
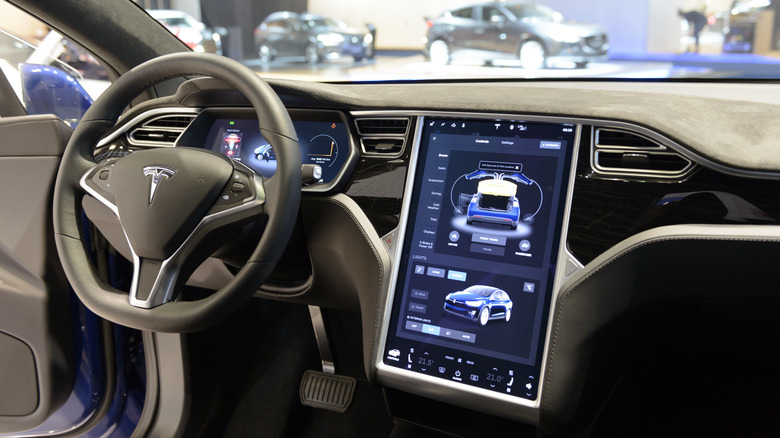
[374,113,579,421]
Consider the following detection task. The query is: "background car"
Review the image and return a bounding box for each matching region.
[253,11,375,64]
[444,285,513,325]
[148,9,224,55]
[424,2,608,69]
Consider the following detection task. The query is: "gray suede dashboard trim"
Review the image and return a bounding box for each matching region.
[266,79,780,173]
[322,194,389,381]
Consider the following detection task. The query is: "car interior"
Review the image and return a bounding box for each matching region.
[2,0,780,437]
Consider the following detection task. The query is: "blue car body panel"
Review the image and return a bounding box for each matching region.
[466,194,520,228]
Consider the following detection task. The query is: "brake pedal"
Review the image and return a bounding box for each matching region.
[299,369,356,413]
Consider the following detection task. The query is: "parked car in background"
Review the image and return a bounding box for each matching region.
[444,285,514,326]
[424,2,608,69]
[254,11,375,64]
[148,9,223,55]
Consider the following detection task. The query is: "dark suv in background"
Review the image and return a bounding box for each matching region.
[254,11,375,64]
[424,2,608,69]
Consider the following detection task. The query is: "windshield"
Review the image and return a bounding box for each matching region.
[4,0,780,83]
[240,1,780,81]
[463,286,497,297]
[303,17,340,29]
[503,4,562,21]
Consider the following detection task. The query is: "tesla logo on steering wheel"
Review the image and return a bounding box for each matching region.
[142,165,177,204]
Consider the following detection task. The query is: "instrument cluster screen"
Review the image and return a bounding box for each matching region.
[204,114,350,185]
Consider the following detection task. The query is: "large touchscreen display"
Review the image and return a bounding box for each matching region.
[382,117,576,400]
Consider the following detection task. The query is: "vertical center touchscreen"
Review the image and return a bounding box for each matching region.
[382,117,576,401]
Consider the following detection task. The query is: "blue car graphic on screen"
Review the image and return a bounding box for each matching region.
[466,178,520,229]
[443,285,513,326]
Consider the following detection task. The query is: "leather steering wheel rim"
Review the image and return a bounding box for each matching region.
[53,52,301,332]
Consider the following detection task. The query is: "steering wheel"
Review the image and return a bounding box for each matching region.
[53,53,301,332]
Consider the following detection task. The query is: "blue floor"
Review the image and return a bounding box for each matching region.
[610,51,780,64]
[610,51,780,78]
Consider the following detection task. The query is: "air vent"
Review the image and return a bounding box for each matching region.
[355,118,409,135]
[354,116,412,158]
[591,127,694,179]
[595,128,663,149]
[144,116,194,129]
[361,138,404,155]
[128,114,196,147]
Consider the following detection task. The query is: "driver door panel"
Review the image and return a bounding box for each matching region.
[0,115,75,433]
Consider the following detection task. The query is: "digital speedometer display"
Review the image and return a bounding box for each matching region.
[202,112,350,185]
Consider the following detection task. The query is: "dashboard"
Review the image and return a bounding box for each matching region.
[90,78,780,436]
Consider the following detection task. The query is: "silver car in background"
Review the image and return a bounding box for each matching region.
[424,2,608,69]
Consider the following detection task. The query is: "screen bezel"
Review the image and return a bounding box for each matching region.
[372,112,582,423]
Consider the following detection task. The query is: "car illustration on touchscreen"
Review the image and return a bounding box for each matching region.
[444,285,513,326]
[466,178,521,229]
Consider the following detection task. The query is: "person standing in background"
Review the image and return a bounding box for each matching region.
[679,9,708,53]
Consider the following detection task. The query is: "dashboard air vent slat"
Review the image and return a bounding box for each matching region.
[595,151,691,173]
[130,130,182,143]
[591,126,694,180]
[595,128,663,149]
[127,114,196,147]
[353,116,412,158]
[144,116,194,129]
[355,118,409,135]
[361,138,404,155]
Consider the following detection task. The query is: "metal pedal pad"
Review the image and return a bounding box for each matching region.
[299,369,356,413]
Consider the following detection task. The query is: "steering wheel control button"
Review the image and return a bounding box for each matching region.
[83,163,119,205]
[208,170,258,215]
[218,172,252,202]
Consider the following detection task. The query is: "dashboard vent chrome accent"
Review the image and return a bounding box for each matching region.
[591,127,694,179]
[128,114,196,147]
[354,116,411,158]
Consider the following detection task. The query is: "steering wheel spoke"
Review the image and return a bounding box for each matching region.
[129,255,177,308]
